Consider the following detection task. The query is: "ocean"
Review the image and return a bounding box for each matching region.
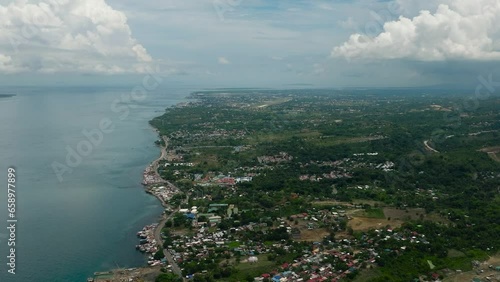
[0,86,190,282]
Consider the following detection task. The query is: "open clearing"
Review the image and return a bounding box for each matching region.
[224,254,276,281]
[443,255,500,282]
[299,228,330,242]
[352,208,385,219]
[348,208,448,231]
[479,146,500,162]
[312,199,386,208]
[94,266,163,282]
[312,200,354,207]
[236,254,274,271]
[348,216,404,231]
[383,208,448,224]
[312,135,386,147]
[290,218,330,242]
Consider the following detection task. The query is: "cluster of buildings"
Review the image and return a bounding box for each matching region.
[195,174,254,187]
[252,227,434,282]
[298,157,395,182]
[299,170,352,181]
[168,128,248,144]
[178,203,241,227]
[257,152,294,164]
[164,162,195,167]
[255,248,364,282]
[146,184,180,204]
[142,165,166,185]
[164,197,448,281]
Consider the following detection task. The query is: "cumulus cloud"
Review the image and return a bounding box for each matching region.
[0,0,153,74]
[218,56,230,64]
[332,0,500,61]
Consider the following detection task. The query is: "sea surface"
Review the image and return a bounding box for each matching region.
[0,86,191,282]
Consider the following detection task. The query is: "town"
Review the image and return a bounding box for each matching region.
[96,89,499,282]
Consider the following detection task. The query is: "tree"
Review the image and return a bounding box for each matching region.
[347,227,354,235]
[154,248,165,260]
[155,273,181,282]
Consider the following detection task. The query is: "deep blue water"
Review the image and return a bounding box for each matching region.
[0,86,190,282]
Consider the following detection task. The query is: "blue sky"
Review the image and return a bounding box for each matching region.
[0,0,499,88]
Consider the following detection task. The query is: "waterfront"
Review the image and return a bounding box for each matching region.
[0,86,189,282]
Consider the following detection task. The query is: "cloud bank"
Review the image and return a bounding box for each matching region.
[0,0,153,74]
[333,0,500,61]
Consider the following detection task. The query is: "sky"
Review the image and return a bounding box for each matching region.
[0,0,500,88]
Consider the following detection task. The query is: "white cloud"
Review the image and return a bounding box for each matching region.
[0,53,19,73]
[0,0,153,74]
[332,0,500,61]
[218,57,230,65]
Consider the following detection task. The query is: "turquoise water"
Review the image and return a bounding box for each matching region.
[0,86,190,282]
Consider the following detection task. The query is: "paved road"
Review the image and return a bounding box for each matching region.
[154,194,189,280]
[149,136,188,280]
[153,208,184,278]
[151,136,169,179]
[423,140,439,153]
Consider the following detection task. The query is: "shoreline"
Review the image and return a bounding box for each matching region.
[90,125,185,281]
[137,134,185,274]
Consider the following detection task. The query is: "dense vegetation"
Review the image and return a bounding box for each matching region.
[151,89,500,281]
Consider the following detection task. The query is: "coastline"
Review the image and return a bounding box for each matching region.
[90,123,185,281]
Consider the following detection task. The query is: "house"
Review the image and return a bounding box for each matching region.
[248,256,259,263]
[209,216,222,224]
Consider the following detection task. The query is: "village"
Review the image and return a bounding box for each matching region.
[146,194,499,282]
[134,138,496,281]
[93,91,500,282]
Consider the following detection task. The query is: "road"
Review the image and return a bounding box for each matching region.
[153,193,190,280]
[423,140,439,153]
[151,136,170,178]
[153,208,184,278]
[149,135,188,280]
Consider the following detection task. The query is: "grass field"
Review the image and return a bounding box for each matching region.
[348,216,404,231]
[227,241,241,248]
[311,135,386,147]
[225,254,276,281]
[353,208,385,219]
[383,208,449,224]
[312,200,354,208]
[443,254,499,282]
[352,268,383,282]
